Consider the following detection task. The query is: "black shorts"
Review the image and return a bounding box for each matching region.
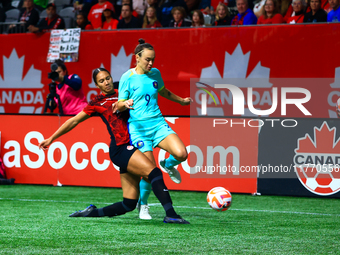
[109,141,138,174]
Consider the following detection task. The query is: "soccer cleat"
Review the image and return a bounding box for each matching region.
[69,204,97,217]
[139,204,152,220]
[160,160,181,184]
[163,215,190,224]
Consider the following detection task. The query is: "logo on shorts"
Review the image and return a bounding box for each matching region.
[136,140,144,149]
[153,81,158,89]
[127,145,134,150]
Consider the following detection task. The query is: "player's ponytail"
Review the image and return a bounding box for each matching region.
[135,38,154,57]
[93,67,111,84]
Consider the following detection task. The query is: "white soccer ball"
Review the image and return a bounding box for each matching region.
[207,187,232,211]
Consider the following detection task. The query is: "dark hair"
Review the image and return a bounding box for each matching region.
[92,67,111,84]
[121,3,132,12]
[54,59,68,75]
[101,8,115,23]
[134,38,154,56]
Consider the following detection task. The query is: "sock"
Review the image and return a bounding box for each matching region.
[88,198,138,217]
[139,178,152,205]
[164,154,182,169]
[148,167,179,218]
[0,178,14,185]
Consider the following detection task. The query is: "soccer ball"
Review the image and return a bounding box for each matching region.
[207,187,232,211]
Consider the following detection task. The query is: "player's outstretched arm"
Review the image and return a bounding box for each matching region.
[158,87,192,106]
[39,111,90,150]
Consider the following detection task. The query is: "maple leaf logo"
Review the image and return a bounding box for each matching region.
[294,122,340,196]
[88,46,132,89]
[0,49,43,88]
[197,44,272,116]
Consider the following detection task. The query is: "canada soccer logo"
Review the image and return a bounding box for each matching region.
[293,122,340,196]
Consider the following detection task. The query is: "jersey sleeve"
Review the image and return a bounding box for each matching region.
[118,72,131,101]
[153,68,165,92]
[82,103,95,116]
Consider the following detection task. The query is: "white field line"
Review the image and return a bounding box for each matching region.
[1,198,339,217]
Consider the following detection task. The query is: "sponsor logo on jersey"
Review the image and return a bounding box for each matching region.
[153,81,158,89]
[136,140,144,149]
[127,145,134,150]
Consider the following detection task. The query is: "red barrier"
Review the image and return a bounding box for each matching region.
[1,24,340,117]
[0,114,258,193]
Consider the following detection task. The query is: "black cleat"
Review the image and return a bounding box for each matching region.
[163,215,190,224]
[69,205,97,217]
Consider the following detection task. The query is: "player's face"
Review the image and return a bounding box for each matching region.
[95,71,114,94]
[236,0,247,14]
[310,0,320,10]
[56,66,66,80]
[137,49,155,73]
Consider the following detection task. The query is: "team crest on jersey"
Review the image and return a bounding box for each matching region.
[153,81,158,89]
[136,140,144,149]
[127,145,134,150]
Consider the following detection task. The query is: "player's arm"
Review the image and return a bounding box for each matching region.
[115,99,134,112]
[39,111,90,150]
[158,87,192,106]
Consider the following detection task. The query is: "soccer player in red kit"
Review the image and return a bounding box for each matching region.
[39,68,189,224]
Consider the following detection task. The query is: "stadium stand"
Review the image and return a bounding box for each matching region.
[5,8,20,22]
[59,6,75,28]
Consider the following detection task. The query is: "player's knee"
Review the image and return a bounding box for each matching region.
[122,198,138,212]
[175,149,188,162]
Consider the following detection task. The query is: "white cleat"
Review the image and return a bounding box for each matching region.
[160,160,182,184]
[139,204,152,220]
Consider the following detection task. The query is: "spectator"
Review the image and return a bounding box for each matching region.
[88,0,115,29]
[158,0,188,27]
[213,3,231,25]
[257,0,284,24]
[286,0,306,23]
[75,11,94,29]
[73,0,98,17]
[53,59,88,115]
[142,6,162,27]
[191,9,205,26]
[9,0,40,33]
[33,0,49,11]
[28,3,66,33]
[144,0,161,17]
[304,0,327,22]
[327,0,340,21]
[168,6,192,27]
[119,0,140,19]
[117,4,142,28]
[102,8,119,28]
[281,0,293,18]
[231,0,257,25]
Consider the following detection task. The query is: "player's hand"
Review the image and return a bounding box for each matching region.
[124,99,134,110]
[39,138,53,150]
[181,97,193,106]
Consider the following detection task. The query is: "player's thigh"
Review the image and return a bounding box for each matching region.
[143,151,157,165]
[127,150,156,179]
[158,133,187,158]
[120,172,140,199]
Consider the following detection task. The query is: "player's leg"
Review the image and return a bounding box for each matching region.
[158,133,188,168]
[138,151,156,219]
[69,172,140,217]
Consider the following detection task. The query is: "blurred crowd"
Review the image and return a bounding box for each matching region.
[0,0,339,33]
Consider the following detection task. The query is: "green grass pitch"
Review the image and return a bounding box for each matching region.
[1,185,339,254]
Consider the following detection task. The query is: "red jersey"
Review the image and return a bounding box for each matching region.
[88,1,115,29]
[102,18,118,29]
[82,91,130,146]
[257,13,284,24]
